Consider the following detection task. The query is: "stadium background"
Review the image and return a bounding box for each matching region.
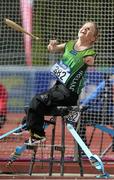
[0,0,114,177]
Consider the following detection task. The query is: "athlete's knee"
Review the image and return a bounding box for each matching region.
[31,93,51,109]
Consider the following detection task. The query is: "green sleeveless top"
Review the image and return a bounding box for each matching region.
[51,40,96,94]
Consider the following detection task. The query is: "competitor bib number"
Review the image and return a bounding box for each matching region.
[51,62,71,84]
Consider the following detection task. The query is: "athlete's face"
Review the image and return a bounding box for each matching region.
[78,22,96,43]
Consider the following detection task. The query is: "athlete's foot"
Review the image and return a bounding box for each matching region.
[24,134,46,146]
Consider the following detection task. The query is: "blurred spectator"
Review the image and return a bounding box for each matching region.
[0,84,8,128]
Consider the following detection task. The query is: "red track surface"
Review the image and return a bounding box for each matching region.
[1,175,114,180]
[0,113,114,177]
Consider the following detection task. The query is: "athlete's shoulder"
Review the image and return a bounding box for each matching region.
[66,40,75,45]
[84,48,96,56]
[65,40,75,50]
